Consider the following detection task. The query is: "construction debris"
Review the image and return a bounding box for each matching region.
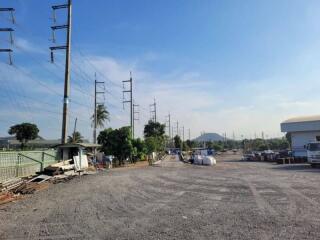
[12,182,49,195]
[43,160,74,176]
[0,178,24,192]
[0,156,97,206]
[0,192,21,205]
[28,175,52,183]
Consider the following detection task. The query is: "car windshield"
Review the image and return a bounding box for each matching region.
[309,143,320,151]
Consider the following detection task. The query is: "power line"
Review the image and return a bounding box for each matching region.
[74,48,123,89]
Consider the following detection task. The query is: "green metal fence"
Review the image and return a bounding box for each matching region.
[0,150,58,183]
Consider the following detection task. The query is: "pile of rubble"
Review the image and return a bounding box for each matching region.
[0,158,94,205]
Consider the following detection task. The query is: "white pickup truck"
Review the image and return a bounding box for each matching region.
[306,142,320,167]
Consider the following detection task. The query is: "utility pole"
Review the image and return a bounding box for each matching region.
[0,8,15,65]
[176,121,179,137]
[73,118,77,138]
[182,126,185,142]
[123,72,133,138]
[94,73,105,144]
[150,98,157,122]
[133,103,140,139]
[188,128,191,140]
[49,0,72,144]
[165,113,171,139]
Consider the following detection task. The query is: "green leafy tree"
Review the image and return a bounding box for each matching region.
[143,120,166,155]
[143,120,165,138]
[145,136,165,153]
[91,104,110,128]
[8,123,39,149]
[212,142,223,151]
[68,131,83,143]
[132,138,147,161]
[174,135,182,149]
[98,127,133,165]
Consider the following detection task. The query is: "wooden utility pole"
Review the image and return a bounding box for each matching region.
[50,0,72,144]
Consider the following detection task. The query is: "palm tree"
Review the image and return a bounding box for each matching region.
[91,104,110,128]
[68,131,83,143]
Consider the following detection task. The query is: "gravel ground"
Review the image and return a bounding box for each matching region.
[1,152,320,240]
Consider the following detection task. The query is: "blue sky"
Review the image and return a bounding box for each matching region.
[1,0,320,140]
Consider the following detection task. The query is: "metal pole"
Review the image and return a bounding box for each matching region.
[130,74,133,139]
[94,75,97,144]
[154,98,157,122]
[61,0,72,144]
[73,117,77,138]
[176,121,179,137]
[183,126,185,142]
[168,114,171,139]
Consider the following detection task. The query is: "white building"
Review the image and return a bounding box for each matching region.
[281,115,320,157]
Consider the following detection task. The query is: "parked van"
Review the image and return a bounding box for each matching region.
[306,142,320,167]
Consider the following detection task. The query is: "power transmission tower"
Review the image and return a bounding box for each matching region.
[0,8,15,65]
[94,73,105,144]
[49,0,72,144]
[133,103,139,139]
[123,72,133,138]
[150,98,157,122]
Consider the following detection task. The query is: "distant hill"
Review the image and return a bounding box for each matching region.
[193,133,225,142]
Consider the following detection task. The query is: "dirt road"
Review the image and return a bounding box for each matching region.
[1,152,320,239]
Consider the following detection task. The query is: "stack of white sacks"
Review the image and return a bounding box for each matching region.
[193,155,216,166]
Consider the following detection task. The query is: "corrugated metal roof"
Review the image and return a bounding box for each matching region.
[282,115,320,124]
[55,143,101,148]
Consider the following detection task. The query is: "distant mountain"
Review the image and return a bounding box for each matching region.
[193,133,225,142]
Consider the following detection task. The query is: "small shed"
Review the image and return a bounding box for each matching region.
[281,115,320,157]
[55,143,101,161]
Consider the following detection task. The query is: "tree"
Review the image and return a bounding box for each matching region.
[91,104,110,128]
[68,131,83,143]
[174,135,182,149]
[98,127,133,165]
[143,120,165,138]
[8,123,39,149]
[132,138,147,162]
[145,136,165,154]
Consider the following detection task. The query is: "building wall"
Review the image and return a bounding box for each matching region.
[291,131,320,157]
